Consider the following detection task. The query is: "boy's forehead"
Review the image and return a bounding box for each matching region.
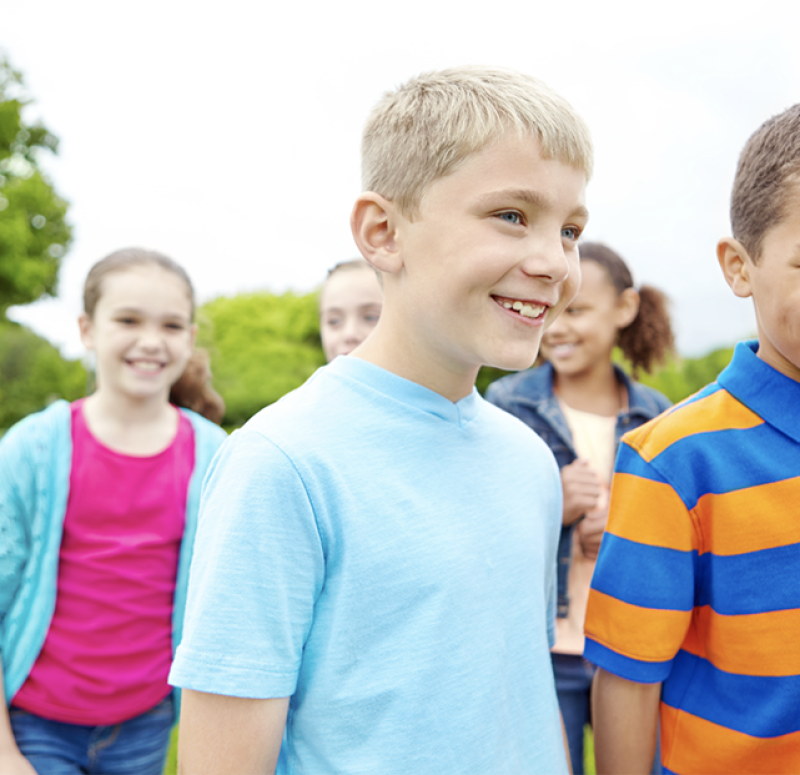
[420,133,587,214]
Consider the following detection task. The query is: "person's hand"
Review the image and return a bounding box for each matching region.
[560,459,602,526]
[0,749,38,775]
[577,498,609,560]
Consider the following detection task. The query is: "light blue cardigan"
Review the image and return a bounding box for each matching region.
[0,400,227,717]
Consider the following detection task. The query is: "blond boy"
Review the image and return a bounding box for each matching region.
[170,67,592,774]
[586,105,800,774]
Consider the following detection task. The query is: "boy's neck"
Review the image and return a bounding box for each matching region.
[352,322,479,403]
[553,360,625,417]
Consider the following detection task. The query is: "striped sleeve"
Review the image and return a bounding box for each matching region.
[584,434,700,683]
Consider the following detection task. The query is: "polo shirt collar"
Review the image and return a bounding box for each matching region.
[718,340,800,445]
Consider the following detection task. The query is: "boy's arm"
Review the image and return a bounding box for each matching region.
[592,669,660,775]
[177,690,289,775]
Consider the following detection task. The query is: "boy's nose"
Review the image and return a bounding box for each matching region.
[520,235,571,284]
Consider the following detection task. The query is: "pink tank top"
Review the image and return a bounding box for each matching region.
[13,400,195,724]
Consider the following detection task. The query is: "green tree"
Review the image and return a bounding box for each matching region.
[199,290,325,428]
[634,347,734,404]
[0,320,86,430]
[0,56,72,315]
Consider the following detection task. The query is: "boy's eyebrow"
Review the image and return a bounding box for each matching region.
[477,188,589,220]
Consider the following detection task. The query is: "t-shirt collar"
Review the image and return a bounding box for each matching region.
[325,355,481,427]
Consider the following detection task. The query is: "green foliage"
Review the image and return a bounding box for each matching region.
[0,56,72,313]
[0,320,87,430]
[199,290,325,427]
[629,346,734,404]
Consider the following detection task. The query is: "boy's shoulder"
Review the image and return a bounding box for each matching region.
[622,340,797,467]
[239,358,555,465]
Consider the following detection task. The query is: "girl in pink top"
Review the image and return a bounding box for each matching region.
[0,249,227,775]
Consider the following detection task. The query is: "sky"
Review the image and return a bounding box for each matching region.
[3,0,799,359]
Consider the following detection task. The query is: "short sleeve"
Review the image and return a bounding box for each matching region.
[169,428,325,699]
[584,441,699,683]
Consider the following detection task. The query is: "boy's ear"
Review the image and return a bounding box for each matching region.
[350,192,403,274]
[614,287,640,329]
[717,237,753,298]
[78,313,94,349]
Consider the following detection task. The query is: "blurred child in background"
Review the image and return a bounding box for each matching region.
[319,259,382,362]
[487,241,673,774]
[0,248,227,775]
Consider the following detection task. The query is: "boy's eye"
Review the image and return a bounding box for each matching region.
[497,211,523,225]
[165,322,185,331]
[117,317,138,325]
[562,226,581,241]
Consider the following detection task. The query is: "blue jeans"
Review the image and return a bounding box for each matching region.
[552,652,595,774]
[9,694,173,775]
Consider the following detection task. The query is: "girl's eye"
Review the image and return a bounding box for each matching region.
[562,226,581,241]
[165,322,185,331]
[497,211,522,225]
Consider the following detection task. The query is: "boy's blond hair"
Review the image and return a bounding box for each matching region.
[361,66,593,217]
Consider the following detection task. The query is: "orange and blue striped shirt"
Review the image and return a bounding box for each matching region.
[584,340,800,775]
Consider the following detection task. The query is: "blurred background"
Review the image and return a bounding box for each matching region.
[2,0,798,429]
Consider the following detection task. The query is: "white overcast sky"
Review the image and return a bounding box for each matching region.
[4,0,799,358]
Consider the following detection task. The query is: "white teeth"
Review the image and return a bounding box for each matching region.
[131,361,161,371]
[498,297,546,318]
[520,304,545,319]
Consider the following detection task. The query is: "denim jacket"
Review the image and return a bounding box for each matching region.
[485,363,671,618]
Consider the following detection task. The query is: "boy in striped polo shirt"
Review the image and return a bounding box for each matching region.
[584,104,800,775]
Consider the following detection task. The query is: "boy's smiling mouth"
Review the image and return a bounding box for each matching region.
[492,295,548,320]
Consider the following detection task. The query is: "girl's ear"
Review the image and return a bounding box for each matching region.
[717,237,753,298]
[614,287,640,329]
[78,313,95,350]
[350,192,404,275]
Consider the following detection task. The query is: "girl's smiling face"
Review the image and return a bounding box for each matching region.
[540,260,636,379]
[79,264,196,404]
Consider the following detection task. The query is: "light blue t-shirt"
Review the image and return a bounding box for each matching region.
[170,356,567,774]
